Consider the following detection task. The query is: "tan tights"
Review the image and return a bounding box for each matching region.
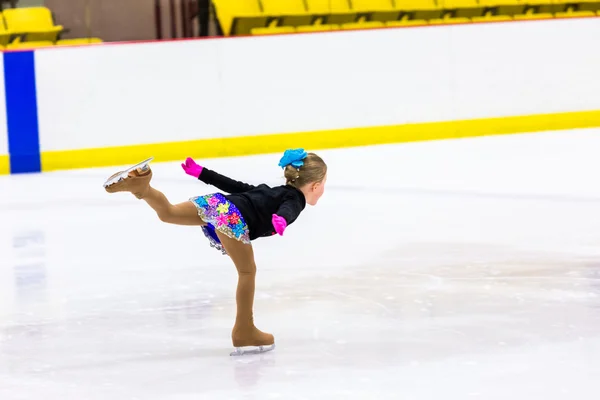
[216,231,274,347]
[142,187,205,226]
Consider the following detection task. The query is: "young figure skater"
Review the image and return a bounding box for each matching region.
[103,149,327,355]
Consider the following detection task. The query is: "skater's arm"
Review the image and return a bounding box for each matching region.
[271,195,303,235]
[274,195,304,225]
[198,168,256,194]
[181,158,256,193]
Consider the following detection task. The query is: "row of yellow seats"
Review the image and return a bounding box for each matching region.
[0,6,66,45]
[213,0,600,35]
[0,38,103,50]
[250,6,600,35]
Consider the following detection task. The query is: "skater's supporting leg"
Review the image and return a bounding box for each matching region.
[215,231,274,348]
[143,187,206,226]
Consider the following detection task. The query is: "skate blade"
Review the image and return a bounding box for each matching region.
[103,157,154,188]
[230,343,275,356]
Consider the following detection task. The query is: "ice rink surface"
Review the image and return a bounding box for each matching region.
[2,129,600,399]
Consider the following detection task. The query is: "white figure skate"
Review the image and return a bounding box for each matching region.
[103,157,154,188]
[230,343,276,356]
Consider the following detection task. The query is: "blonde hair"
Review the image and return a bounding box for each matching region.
[284,152,327,188]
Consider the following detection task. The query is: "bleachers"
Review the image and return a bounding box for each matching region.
[0,6,103,50]
[211,0,600,36]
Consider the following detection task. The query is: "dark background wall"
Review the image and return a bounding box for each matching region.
[44,0,158,41]
[6,0,216,42]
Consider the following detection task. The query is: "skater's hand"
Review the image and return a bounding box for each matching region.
[272,214,287,236]
[181,157,203,178]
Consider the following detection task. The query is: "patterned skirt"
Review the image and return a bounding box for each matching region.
[190,193,251,255]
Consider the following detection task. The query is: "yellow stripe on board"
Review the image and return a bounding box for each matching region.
[0,155,9,175]
[41,109,600,172]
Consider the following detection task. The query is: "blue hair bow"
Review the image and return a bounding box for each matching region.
[278,148,308,169]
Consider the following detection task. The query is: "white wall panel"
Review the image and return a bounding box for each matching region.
[31,18,600,152]
[449,19,600,120]
[35,40,222,151]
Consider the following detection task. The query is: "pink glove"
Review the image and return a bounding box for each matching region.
[181,157,203,178]
[272,214,287,236]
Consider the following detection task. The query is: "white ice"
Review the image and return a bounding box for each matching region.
[2,129,600,399]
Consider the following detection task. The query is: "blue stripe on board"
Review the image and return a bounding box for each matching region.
[4,51,41,174]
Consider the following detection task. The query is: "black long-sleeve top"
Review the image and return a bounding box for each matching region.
[198,168,306,240]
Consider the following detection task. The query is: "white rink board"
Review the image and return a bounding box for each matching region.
[33,41,222,152]
[34,18,600,152]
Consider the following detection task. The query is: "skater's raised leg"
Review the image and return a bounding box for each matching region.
[104,159,205,226]
[143,187,205,226]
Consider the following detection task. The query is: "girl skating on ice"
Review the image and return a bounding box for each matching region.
[103,149,327,355]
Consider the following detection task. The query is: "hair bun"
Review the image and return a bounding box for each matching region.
[283,152,327,188]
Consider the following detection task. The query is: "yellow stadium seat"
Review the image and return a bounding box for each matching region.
[339,20,383,30]
[351,0,400,22]
[250,26,296,35]
[305,0,357,24]
[296,24,340,32]
[551,0,573,12]
[55,38,103,46]
[261,0,312,27]
[440,0,476,7]
[3,7,63,42]
[556,3,598,14]
[513,10,554,19]
[522,0,551,4]
[6,40,53,49]
[472,14,513,22]
[441,0,484,18]
[579,1,600,13]
[478,0,525,17]
[394,0,444,20]
[212,0,267,35]
[0,15,13,46]
[521,0,559,14]
[340,21,385,30]
[555,10,596,17]
[429,16,471,24]
[386,19,428,26]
